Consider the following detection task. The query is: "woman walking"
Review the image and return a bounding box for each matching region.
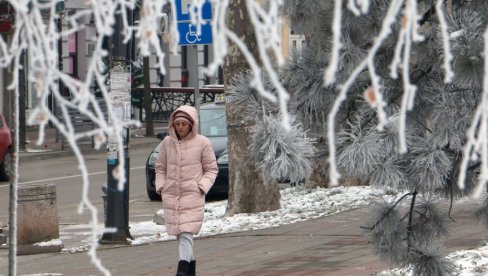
[155,105,218,276]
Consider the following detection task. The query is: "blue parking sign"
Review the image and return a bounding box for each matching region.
[178,22,213,45]
[175,0,212,21]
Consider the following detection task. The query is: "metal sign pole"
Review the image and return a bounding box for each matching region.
[189,45,200,113]
[175,0,213,115]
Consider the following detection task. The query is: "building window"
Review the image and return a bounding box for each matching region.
[67,33,78,78]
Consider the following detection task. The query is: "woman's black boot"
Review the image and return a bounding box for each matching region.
[175,260,190,276]
[189,260,196,276]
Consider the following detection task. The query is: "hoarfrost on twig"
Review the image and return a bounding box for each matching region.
[458,26,488,195]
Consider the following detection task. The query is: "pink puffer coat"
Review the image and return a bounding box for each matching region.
[155,105,218,235]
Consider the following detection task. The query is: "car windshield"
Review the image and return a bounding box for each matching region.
[200,108,227,137]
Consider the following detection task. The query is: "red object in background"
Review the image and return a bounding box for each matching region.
[0,113,12,181]
[0,2,13,33]
[181,69,189,87]
[0,21,11,33]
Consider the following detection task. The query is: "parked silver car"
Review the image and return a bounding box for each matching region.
[145,102,229,200]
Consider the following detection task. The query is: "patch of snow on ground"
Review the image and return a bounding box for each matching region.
[33,238,63,247]
[126,186,385,245]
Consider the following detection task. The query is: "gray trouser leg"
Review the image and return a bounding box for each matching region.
[177,232,194,262]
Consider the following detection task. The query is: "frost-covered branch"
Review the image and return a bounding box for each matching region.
[207,0,291,129]
[324,0,343,86]
[435,0,454,83]
[458,26,488,195]
[1,0,158,274]
[136,0,169,73]
[397,0,423,154]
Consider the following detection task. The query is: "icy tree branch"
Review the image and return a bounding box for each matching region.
[458,26,488,196]
[136,0,169,73]
[397,0,423,154]
[1,0,151,274]
[436,0,454,83]
[347,0,370,16]
[324,0,343,86]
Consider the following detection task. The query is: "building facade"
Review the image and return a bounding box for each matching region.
[0,1,302,125]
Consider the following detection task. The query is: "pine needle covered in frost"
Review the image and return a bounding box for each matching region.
[409,246,457,276]
[446,9,485,89]
[407,146,452,193]
[377,114,419,156]
[426,86,473,152]
[337,121,386,179]
[410,197,451,247]
[368,199,408,266]
[227,70,279,121]
[283,49,336,127]
[369,158,407,189]
[421,75,475,153]
[228,70,316,184]
[282,0,327,33]
[249,115,316,184]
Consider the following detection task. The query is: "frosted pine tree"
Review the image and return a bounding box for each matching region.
[278,0,488,273]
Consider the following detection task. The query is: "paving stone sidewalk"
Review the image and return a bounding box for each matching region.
[2,200,486,276]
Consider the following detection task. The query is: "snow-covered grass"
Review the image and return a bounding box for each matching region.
[58,186,384,250]
[378,244,488,276]
[107,185,383,246]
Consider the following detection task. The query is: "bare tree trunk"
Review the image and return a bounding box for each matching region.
[224,0,280,216]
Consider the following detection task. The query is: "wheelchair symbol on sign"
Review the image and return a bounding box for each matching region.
[185,24,202,44]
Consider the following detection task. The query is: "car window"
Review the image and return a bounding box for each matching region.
[200,108,227,137]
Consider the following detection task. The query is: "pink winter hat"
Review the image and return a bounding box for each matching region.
[174,112,193,125]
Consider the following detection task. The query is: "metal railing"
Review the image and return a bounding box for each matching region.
[132,86,224,122]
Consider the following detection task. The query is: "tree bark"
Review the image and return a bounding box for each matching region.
[224,0,280,216]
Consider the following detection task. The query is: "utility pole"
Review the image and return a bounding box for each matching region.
[188,45,200,113]
[100,7,133,244]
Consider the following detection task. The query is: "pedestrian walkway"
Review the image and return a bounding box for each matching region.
[3,201,486,275]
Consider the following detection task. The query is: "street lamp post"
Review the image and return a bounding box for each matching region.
[100,8,133,244]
